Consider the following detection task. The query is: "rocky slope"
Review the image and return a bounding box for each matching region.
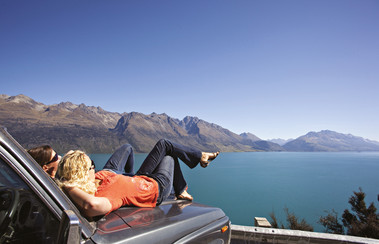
[2,94,378,153]
[0,94,271,153]
[110,113,266,152]
[0,94,123,153]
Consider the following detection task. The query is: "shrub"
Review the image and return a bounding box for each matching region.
[319,188,379,239]
[318,209,344,234]
[269,208,313,231]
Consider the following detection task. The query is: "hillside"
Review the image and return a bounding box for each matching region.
[2,94,378,154]
[283,130,379,152]
[0,94,124,153]
[110,113,260,152]
[268,138,294,146]
[0,94,272,153]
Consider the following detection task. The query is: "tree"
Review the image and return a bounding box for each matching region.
[319,188,379,239]
[341,188,379,238]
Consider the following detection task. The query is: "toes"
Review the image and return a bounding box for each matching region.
[208,152,220,160]
[200,161,209,168]
[177,190,193,201]
[200,152,219,168]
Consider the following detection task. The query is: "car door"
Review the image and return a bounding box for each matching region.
[0,155,60,243]
[0,127,95,243]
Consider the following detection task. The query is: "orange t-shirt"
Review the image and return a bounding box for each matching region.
[95,171,159,212]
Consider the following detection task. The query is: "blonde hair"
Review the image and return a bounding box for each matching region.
[56,150,97,195]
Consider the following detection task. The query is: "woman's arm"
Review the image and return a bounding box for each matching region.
[64,187,112,217]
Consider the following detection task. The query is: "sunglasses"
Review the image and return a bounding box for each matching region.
[90,160,96,170]
[46,153,59,165]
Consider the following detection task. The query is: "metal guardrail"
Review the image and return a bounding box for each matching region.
[230,224,379,244]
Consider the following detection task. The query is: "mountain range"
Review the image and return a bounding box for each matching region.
[1,94,379,154]
[283,130,379,152]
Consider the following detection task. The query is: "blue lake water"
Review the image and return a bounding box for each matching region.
[89,151,379,232]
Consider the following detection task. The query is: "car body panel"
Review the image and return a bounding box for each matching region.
[93,201,230,243]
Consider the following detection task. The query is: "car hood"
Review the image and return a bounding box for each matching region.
[92,200,227,243]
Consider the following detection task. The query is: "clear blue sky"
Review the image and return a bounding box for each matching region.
[1,0,379,141]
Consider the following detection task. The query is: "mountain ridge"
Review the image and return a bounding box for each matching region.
[283,130,379,152]
[0,94,270,153]
[1,94,378,153]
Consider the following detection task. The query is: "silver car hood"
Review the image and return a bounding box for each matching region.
[93,200,227,243]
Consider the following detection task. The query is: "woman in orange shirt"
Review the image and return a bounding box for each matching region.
[56,139,219,217]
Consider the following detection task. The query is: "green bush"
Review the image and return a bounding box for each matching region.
[319,188,379,239]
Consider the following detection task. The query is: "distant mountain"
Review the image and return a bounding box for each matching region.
[2,94,378,153]
[0,94,122,128]
[110,113,272,152]
[249,140,286,151]
[268,138,294,146]
[239,133,284,151]
[0,94,123,153]
[283,130,379,152]
[0,94,279,153]
[240,132,261,142]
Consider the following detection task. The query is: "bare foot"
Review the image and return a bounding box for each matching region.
[177,190,193,201]
[200,152,220,168]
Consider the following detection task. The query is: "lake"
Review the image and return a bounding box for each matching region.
[89,151,379,232]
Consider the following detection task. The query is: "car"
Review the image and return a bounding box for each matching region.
[0,127,231,243]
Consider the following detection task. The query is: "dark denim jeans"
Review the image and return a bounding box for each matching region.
[102,139,202,205]
[137,139,202,204]
[102,144,135,176]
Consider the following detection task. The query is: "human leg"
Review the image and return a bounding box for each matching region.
[136,139,218,201]
[103,144,135,175]
[149,156,175,205]
[172,157,187,196]
[136,139,202,175]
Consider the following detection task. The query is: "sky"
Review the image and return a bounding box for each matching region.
[1,0,379,141]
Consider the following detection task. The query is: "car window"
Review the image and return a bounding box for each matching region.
[0,158,60,244]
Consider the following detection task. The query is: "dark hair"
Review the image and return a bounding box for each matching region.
[27,145,54,167]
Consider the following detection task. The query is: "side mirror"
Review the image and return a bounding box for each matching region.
[57,210,81,244]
